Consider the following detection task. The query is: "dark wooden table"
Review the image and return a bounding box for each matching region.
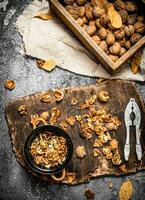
[0,0,145,199]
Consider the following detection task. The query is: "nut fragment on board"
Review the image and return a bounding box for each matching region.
[66,116,76,126]
[18,105,28,115]
[34,13,54,20]
[112,152,122,165]
[93,148,102,157]
[41,92,51,103]
[76,146,86,158]
[62,171,76,184]
[53,89,64,102]
[37,59,56,72]
[40,111,49,121]
[4,80,15,90]
[59,121,68,131]
[84,188,95,199]
[119,180,133,200]
[98,91,109,102]
[71,97,78,105]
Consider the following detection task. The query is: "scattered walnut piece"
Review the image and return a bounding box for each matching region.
[119,180,133,200]
[86,95,97,105]
[34,13,53,20]
[66,116,76,126]
[75,115,82,122]
[41,92,51,103]
[84,189,95,199]
[102,146,112,159]
[50,107,61,125]
[93,148,102,157]
[30,114,39,126]
[71,97,78,105]
[119,165,127,173]
[18,105,28,115]
[40,111,49,121]
[76,146,86,158]
[53,89,64,102]
[59,121,68,131]
[62,171,76,184]
[109,139,118,150]
[4,80,15,90]
[112,152,122,165]
[37,59,56,72]
[93,138,102,148]
[98,91,109,103]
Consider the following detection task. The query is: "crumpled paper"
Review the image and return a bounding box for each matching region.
[16,0,145,81]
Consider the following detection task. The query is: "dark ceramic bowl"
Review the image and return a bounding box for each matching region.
[24,125,73,175]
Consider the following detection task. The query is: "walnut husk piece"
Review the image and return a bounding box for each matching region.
[119,180,133,200]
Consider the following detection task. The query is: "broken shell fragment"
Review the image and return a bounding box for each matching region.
[59,121,68,131]
[109,139,118,150]
[53,89,64,102]
[98,91,109,102]
[98,134,109,144]
[71,97,78,105]
[93,138,102,148]
[93,148,102,157]
[112,152,122,165]
[76,146,86,158]
[4,80,15,90]
[40,111,49,121]
[18,105,28,115]
[66,116,76,126]
[41,92,51,103]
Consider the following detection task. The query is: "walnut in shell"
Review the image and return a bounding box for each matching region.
[109,42,121,56]
[93,7,105,18]
[99,41,108,52]
[79,6,86,17]
[124,25,134,37]
[86,25,97,36]
[109,55,119,62]
[86,5,94,20]
[92,35,101,45]
[106,33,115,46]
[64,0,75,5]
[76,146,86,158]
[100,14,109,27]
[127,14,137,25]
[131,33,142,44]
[76,18,84,26]
[125,40,132,49]
[67,7,79,19]
[76,0,86,6]
[134,21,145,34]
[126,1,138,12]
[114,29,125,40]
[114,0,126,10]
[137,15,144,22]
[97,27,107,39]
[119,47,126,56]
[98,91,109,102]
[118,9,128,24]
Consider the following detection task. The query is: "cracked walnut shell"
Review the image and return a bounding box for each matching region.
[53,89,64,102]
[41,92,51,103]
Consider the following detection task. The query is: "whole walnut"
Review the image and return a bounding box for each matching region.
[108,55,119,62]
[93,7,105,18]
[64,0,75,5]
[91,0,108,7]
[131,33,142,44]
[67,7,79,19]
[82,24,87,30]
[92,35,101,45]
[114,29,125,40]
[89,20,96,26]
[95,18,103,29]
[120,38,126,47]
[124,25,134,37]
[118,9,128,24]
[76,18,84,26]
[97,27,107,39]
[134,22,145,34]
[126,1,138,12]
[106,33,115,46]
[79,6,86,17]
[114,0,126,10]
[100,14,109,27]
[76,0,87,6]
[120,47,126,56]
[86,25,97,36]
[72,2,78,7]
[86,5,94,20]
[125,40,131,49]
[127,14,137,25]
[109,42,121,56]
[137,15,145,22]
[82,16,88,24]
[99,41,108,52]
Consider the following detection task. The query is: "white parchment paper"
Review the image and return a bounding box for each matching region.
[16,0,145,81]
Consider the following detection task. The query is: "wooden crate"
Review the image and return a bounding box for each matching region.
[49,0,145,75]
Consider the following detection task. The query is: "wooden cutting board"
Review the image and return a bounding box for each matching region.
[5,80,145,185]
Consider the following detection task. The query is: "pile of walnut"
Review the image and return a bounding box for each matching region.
[64,0,145,62]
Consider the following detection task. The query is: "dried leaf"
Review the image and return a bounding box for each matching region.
[119,180,133,200]
[107,5,122,28]
[37,59,56,72]
[34,13,53,20]
[131,50,142,74]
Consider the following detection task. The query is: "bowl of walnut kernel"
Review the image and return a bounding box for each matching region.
[24,125,73,179]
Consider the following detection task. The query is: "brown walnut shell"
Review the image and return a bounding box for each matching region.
[118,9,128,24]
[64,0,75,5]
[120,38,126,47]
[67,7,79,19]
[86,25,97,36]
[114,0,126,10]
[99,41,108,52]
[134,21,145,34]
[127,14,137,25]
[79,6,86,17]
[124,25,134,37]
[76,0,87,6]
[93,7,105,18]
[97,27,107,39]
[108,55,119,62]
[119,47,126,56]
[86,5,94,20]
[106,33,115,46]
[92,35,101,45]
[114,29,125,40]
[109,42,121,56]
[131,33,142,44]
[126,1,138,12]
[95,18,103,29]
[100,14,109,27]
[125,40,131,49]
[76,18,84,26]
[137,15,144,22]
